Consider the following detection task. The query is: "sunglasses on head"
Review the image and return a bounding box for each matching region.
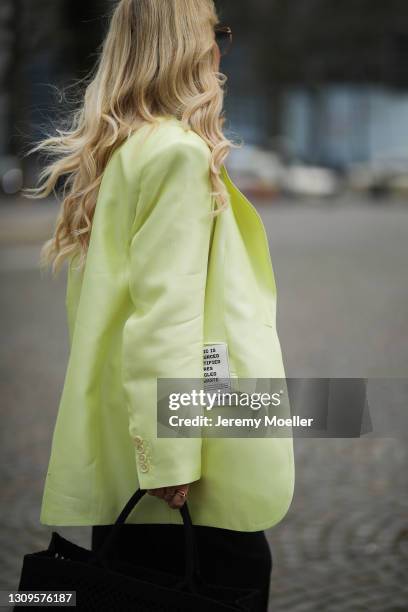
[214,25,232,57]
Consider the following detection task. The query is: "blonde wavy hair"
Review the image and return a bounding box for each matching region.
[24,0,239,275]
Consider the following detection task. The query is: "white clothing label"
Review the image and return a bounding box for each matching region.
[203,342,232,391]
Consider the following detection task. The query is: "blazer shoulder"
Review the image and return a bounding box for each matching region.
[115,119,211,191]
[120,119,211,170]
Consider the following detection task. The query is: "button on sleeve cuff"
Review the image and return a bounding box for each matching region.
[133,437,202,490]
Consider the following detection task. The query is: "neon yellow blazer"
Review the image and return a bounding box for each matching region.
[40,116,294,531]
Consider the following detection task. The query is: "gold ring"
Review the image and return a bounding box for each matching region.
[175,489,186,498]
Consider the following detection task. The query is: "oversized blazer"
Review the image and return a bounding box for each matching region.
[40,115,295,532]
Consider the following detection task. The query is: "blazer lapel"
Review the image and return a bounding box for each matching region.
[220,164,278,320]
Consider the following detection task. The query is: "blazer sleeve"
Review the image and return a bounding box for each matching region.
[122,139,214,490]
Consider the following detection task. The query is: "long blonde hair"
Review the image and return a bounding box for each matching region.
[24,0,238,275]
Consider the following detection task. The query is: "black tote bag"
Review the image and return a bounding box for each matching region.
[15,489,261,611]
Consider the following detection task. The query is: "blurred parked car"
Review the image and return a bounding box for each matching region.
[348,150,408,199]
[226,145,284,200]
[280,165,341,198]
[227,145,342,200]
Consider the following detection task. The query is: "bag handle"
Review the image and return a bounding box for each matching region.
[89,488,200,590]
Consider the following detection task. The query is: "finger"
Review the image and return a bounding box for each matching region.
[167,486,188,509]
[168,492,187,509]
[163,487,177,502]
[148,487,165,498]
[163,484,188,502]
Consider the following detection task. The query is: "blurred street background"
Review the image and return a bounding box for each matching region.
[0,1,407,610]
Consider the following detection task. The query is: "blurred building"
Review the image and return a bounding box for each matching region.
[222,0,408,170]
[2,0,408,192]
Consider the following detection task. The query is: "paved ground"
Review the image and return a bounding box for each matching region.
[0,194,407,610]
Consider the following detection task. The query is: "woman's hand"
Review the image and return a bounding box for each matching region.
[147,483,189,509]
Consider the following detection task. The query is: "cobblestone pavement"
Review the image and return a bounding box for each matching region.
[0,196,407,610]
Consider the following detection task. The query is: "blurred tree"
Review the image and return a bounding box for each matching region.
[7,0,111,181]
[0,0,14,156]
[64,0,111,77]
[11,0,65,180]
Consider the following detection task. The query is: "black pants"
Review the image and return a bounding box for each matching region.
[91,523,272,611]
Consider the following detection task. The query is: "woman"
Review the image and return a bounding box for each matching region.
[27,1,294,609]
